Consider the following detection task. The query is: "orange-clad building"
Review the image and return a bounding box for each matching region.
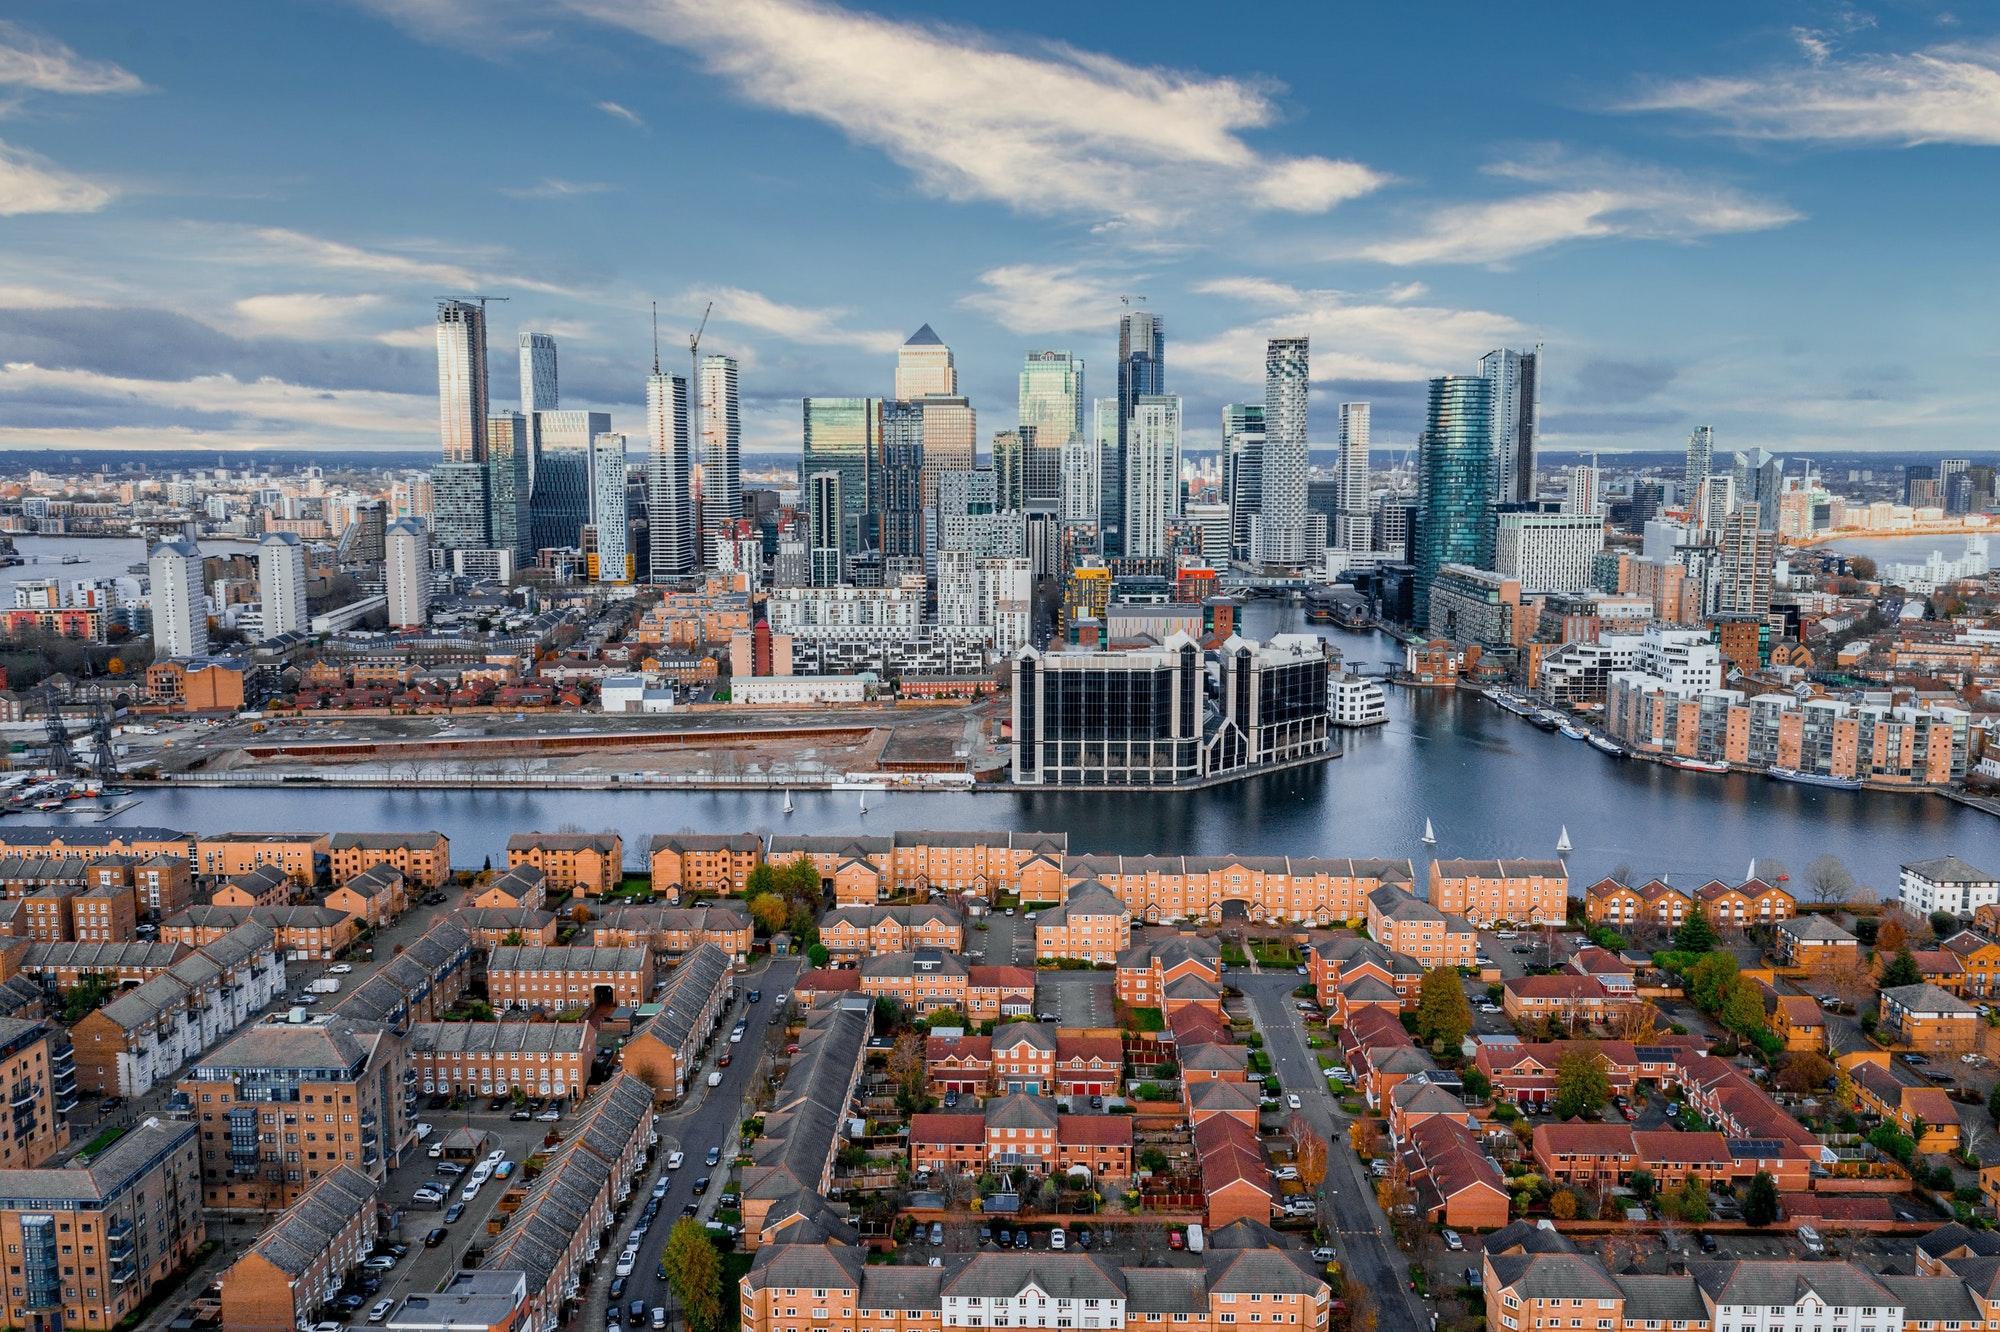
[473,865,547,912]
[1366,886,1477,969]
[1115,935,1221,1010]
[820,905,965,959]
[1427,858,1569,927]
[195,833,329,888]
[72,883,135,945]
[1775,914,1861,968]
[1693,877,1795,927]
[323,863,406,928]
[1878,983,1979,1052]
[328,832,450,888]
[1582,876,1693,929]
[1032,881,1131,963]
[907,1094,1132,1178]
[1771,994,1828,1051]
[146,658,246,711]
[1065,853,1415,927]
[647,834,764,899]
[505,832,622,897]
[1943,928,2000,998]
[218,1167,379,1332]
[1193,1114,1273,1229]
[1501,973,1630,1028]
[211,864,293,909]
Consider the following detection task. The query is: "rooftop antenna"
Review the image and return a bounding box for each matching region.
[652,301,661,376]
[688,300,713,561]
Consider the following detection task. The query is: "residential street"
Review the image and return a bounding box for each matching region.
[1235,972,1431,1332]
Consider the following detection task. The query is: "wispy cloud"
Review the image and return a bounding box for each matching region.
[0,140,114,215]
[687,285,903,354]
[231,226,592,300]
[1182,277,1527,383]
[1625,35,2000,146]
[0,361,427,446]
[959,264,1132,335]
[1340,148,1798,266]
[500,177,616,199]
[0,21,144,95]
[562,0,1383,229]
[231,292,386,337]
[595,99,645,128]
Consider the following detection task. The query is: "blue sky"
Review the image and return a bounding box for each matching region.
[0,0,1995,459]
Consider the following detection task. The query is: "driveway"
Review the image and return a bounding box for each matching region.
[1236,972,1430,1332]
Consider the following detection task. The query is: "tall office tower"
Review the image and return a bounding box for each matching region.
[644,361,695,579]
[1251,336,1315,565]
[1093,399,1123,554]
[894,324,956,398]
[529,410,611,552]
[1941,457,1971,513]
[991,431,1027,512]
[435,299,488,464]
[1732,449,1783,532]
[1059,423,1100,525]
[257,532,308,639]
[385,518,430,627]
[1222,402,1264,443]
[1123,395,1183,557]
[803,397,882,561]
[1116,308,1164,476]
[486,411,532,567]
[1019,351,1084,505]
[428,461,490,550]
[1904,463,1938,507]
[1336,402,1372,551]
[1693,473,1738,539]
[699,354,743,559]
[1413,375,1496,623]
[1226,433,1264,558]
[148,538,207,658]
[1479,345,1541,505]
[807,472,843,586]
[880,400,925,559]
[913,396,974,511]
[1714,502,1776,616]
[1683,425,1715,497]
[590,433,631,584]
[518,332,557,490]
[1564,461,1602,516]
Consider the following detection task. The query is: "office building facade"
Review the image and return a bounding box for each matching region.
[803,397,881,559]
[1480,345,1541,506]
[1123,394,1183,558]
[529,410,610,552]
[1413,375,1495,623]
[434,299,487,466]
[485,411,532,566]
[645,370,694,579]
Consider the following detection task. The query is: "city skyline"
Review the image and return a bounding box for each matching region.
[0,3,1994,459]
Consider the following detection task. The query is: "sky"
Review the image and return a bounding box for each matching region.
[0,0,1996,463]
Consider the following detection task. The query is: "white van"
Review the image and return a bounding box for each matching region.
[1798,1225,1824,1255]
[707,1071,724,1088]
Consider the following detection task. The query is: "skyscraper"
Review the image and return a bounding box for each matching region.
[1116,309,1164,450]
[1252,336,1320,566]
[700,354,742,558]
[435,299,488,464]
[1714,502,1776,616]
[807,472,843,587]
[148,539,206,659]
[385,518,430,628]
[802,397,882,559]
[257,531,309,640]
[1732,449,1783,533]
[914,396,974,511]
[880,400,925,560]
[1226,432,1263,559]
[1414,375,1496,623]
[1124,395,1183,557]
[645,357,695,579]
[519,332,558,415]
[1565,460,1601,516]
[1683,425,1714,498]
[529,411,611,552]
[1019,351,1084,506]
[1479,345,1541,506]
[428,461,490,551]
[895,324,956,398]
[486,411,532,568]
[590,432,631,584]
[1093,399,1122,551]
[992,430,1027,512]
[1221,402,1264,443]
[1336,402,1372,552]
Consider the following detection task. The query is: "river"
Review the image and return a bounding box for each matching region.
[34,601,1983,898]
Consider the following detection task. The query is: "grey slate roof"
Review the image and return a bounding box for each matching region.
[1904,855,1997,883]
[246,1165,378,1277]
[488,945,646,972]
[1687,1259,1896,1311]
[0,1118,196,1206]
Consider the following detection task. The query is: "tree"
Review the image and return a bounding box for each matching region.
[1743,1171,1780,1226]
[1803,855,1857,904]
[1615,1003,1661,1042]
[501,929,525,947]
[1627,1168,1655,1202]
[1348,1118,1384,1158]
[1880,946,1924,990]
[745,862,776,899]
[1877,915,1910,954]
[807,943,831,968]
[1832,1067,1857,1113]
[887,1032,926,1110]
[1775,1051,1833,1095]
[1685,954,1739,1012]
[570,903,592,925]
[1809,955,1876,1009]
[1849,555,1877,581]
[1719,978,1769,1037]
[1672,1175,1710,1224]
[1337,1284,1377,1332]
[1414,967,1473,1049]
[1987,1079,2000,1127]
[747,892,789,935]
[1553,1046,1611,1120]
[1673,904,1719,953]
[1549,1189,1579,1221]
[662,1220,722,1332]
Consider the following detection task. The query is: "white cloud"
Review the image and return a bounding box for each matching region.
[500,178,615,199]
[1625,38,2000,145]
[374,326,434,349]
[232,292,386,337]
[562,0,1383,229]
[686,285,904,354]
[1182,277,1527,383]
[595,99,645,128]
[0,140,113,216]
[958,264,1132,335]
[1340,149,1798,266]
[0,361,427,445]
[233,226,593,300]
[0,21,144,95]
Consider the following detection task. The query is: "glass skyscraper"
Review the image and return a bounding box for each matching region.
[1414,375,1495,623]
[435,299,488,465]
[590,432,631,583]
[1252,336,1312,565]
[1480,345,1542,506]
[529,410,610,552]
[428,460,489,551]
[646,368,694,578]
[880,399,925,559]
[487,412,532,567]
[802,397,881,557]
[700,354,742,562]
[1019,351,1083,507]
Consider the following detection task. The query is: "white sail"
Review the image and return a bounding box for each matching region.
[1556,826,1572,854]
[782,790,794,815]
[1422,818,1436,845]
[859,792,869,815]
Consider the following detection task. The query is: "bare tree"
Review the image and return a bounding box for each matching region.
[1803,855,1858,905]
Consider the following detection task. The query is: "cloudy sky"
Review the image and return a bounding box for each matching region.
[0,1,1995,459]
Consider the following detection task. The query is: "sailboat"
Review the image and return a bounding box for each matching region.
[1556,826,1572,855]
[782,790,795,816]
[858,790,870,815]
[1421,818,1436,846]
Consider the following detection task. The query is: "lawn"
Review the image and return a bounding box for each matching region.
[1220,942,1249,968]
[719,1250,754,1331]
[1251,940,1302,968]
[78,1124,127,1160]
[1126,1007,1165,1033]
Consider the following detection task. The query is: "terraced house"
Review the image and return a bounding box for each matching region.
[1063,854,1416,926]
[211,865,293,910]
[505,833,622,898]
[408,1022,593,1102]
[1366,887,1477,970]
[820,905,965,959]
[1426,858,1568,927]
[907,1093,1132,1177]
[194,833,330,888]
[218,1165,379,1332]
[586,903,753,962]
[174,1013,410,1212]
[161,905,355,961]
[323,863,406,929]
[1114,936,1222,1010]
[474,865,547,912]
[485,946,653,1012]
[647,833,765,898]
[617,943,731,1103]
[0,1118,204,1332]
[328,832,450,888]
[739,997,871,1249]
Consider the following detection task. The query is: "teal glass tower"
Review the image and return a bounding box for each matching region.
[1413,375,1495,624]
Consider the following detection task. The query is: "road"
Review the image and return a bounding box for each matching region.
[1235,972,1431,1332]
[589,957,802,1328]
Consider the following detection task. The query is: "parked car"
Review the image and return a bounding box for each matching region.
[693,1176,711,1194]
[979,1225,992,1245]
[1311,1247,1336,1263]
[328,964,353,975]
[1077,1227,1092,1249]
[362,1256,397,1273]
[630,1300,647,1321]
[437,1161,467,1177]
[1798,1225,1825,1255]
[423,1228,447,1248]
[615,1250,637,1278]
[609,1278,627,1304]
[717,1053,732,1068]
[1286,1093,1302,1110]
[1442,1230,1463,1252]
[667,1151,685,1171]
[747,990,761,1003]
[1049,1227,1066,1251]
[1698,1233,1719,1254]
[706,1146,722,1166]
[367,1301,394,1324]
[444,1203,465,1224]
[930,1222,944,1246]
[1014,1230,1028,1249]
[1169,1229,1185,1250]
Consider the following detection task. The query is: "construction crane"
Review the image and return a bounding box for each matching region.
[37,687,75,776]
[1119,294,1148,308]
[688,300,714,557]
[433,294,511,313]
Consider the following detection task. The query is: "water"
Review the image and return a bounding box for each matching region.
[4,535,149,591]
[48,600,1986,898]
[1824,534,1983,564]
